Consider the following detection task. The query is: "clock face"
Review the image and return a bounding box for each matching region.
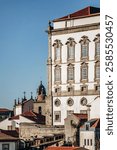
[81,98,87,106]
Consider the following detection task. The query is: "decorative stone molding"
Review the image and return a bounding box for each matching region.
[94,60,100,82]
[93,34,100,60]
[80,97,88,106]
[80,62,88,83]
[67,98,74,106]
[51,23,100,35]
[67,63,75,83]
[66,38,76,63]
[79,36,90,61]
[54,98,61,107]
[53,39,63,64]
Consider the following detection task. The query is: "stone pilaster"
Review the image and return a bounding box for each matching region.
[46,21,53,126]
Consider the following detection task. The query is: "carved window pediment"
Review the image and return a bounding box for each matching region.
[79,36,90,61]
[53,39,63,62]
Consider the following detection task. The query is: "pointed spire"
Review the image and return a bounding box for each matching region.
[23,91,26,99]
[14,99,17,105]
[18,98,20,104]
[31,92,33,99]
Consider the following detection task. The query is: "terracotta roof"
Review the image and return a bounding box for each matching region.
[80,118,100,129]
[91,118,100,128]
[0,108,12,112]
[53,6,100,22]
[9,111,45,124]
[9,115,19,120]
[0,129,19,141]
[45,147,79,150]
[73,113,88,119]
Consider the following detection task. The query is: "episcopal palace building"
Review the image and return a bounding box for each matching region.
[46,6,100,126]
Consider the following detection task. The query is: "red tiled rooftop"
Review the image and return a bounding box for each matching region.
[0,129,19,141]
[73,113,88,119]
[45,147,79,150]
[9,115,19,120]
[91,118,100,128]
[80,118,100,129]
[53,6,100,22]
[0,108,12,112]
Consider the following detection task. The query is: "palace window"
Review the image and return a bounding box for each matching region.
[53,39,63,62]
[81,62,88,81]
[55,47,60,61]
[95,61,100,80]
[81,44,88,58]
[94,34,100,58]
[67,64,74,81]
[66,37,76,61]
[54,65,61,82]
[79,36,90,60]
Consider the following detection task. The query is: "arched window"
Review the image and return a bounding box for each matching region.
[79,36,90,60]
[54,65,61,82]
[66,38,76,61]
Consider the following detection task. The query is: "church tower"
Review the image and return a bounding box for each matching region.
[33,81,46,116]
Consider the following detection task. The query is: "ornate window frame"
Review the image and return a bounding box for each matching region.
[66,37,76,62]
[54,65,61,84]
[67,63,74,83]
[54,98,61,107]
[93,34,100,59]
[53,39,63,63]
[54,111,61,122]
[79,36,90,61]
[95,60,100,82]
[67,98,74,106]
[80,97,88,106]
[80,62,88,82]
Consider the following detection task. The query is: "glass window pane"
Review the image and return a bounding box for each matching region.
[96,66,100,79]
[82,44,88,58]
[68,46,74,59]
[96,42,100,56]
[55,47,60,60]
[55,68,60,81]
[82,67,87,79]
[68,67,74,80]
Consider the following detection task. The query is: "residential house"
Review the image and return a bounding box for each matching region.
[80,118,100,150]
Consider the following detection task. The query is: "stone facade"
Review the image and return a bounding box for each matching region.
[46,6,100,125]
[19,123,64,140]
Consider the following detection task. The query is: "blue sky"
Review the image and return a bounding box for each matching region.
[0,0,100,109]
